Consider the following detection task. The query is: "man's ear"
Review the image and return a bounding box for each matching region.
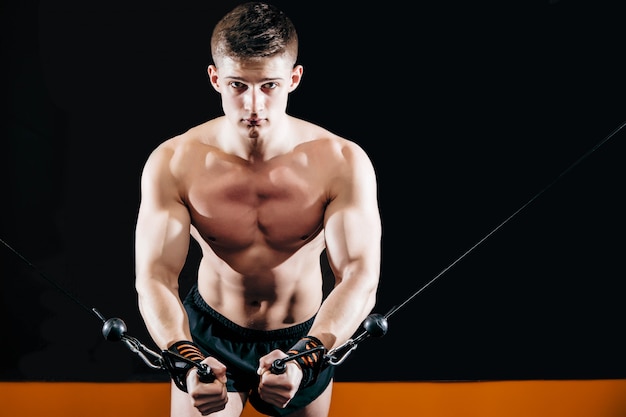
[288,65,304,92]
[207,65,220,92]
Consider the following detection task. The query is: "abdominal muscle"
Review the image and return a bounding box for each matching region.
[192,231,326,331]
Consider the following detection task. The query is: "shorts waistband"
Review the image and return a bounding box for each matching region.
[189,285,316,342]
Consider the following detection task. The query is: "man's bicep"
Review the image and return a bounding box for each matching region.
[135,160,191,283]
[323,198,381,283]
[136,202,191,279]
[323,147,381,280]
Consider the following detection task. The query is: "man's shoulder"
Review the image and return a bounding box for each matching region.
[155,119,220,151]
[290,116,360,148]
[143,121,218,169]
[294,135,372,175]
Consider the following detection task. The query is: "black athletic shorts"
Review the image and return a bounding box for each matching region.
[183,285,335,416]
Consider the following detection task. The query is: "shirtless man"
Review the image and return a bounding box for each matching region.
[134,2,382,416]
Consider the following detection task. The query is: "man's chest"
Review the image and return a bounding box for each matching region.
[186,165,327,246]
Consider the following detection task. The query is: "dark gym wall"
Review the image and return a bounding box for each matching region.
[2,0,625,382]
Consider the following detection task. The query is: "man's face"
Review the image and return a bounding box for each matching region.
[209,55,302,139]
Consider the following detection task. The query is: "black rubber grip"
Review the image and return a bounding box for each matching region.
[197,363,215,383]
[270,359,287,374]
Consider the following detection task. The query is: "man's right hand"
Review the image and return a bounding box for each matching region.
[257,349,302,409]
[186,357,229,416]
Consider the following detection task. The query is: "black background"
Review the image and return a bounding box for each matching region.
[1,0,625,383]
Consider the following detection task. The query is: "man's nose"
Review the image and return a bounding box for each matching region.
[244,88,264,113]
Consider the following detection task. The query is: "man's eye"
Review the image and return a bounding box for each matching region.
[230,81,245,89]
[263,82,278,89]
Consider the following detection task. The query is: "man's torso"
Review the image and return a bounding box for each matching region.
[170,119,346,330]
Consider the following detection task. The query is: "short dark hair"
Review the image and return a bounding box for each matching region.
[211,2,298,66]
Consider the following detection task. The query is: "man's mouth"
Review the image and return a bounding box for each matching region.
[245,118,262,127]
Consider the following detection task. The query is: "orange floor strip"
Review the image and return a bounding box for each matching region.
[1,380,626,417]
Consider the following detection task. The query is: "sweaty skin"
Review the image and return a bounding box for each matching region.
[135,53,381,417]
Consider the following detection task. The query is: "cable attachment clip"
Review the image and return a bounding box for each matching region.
[99,313,214,390]
[326,313,390,366]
